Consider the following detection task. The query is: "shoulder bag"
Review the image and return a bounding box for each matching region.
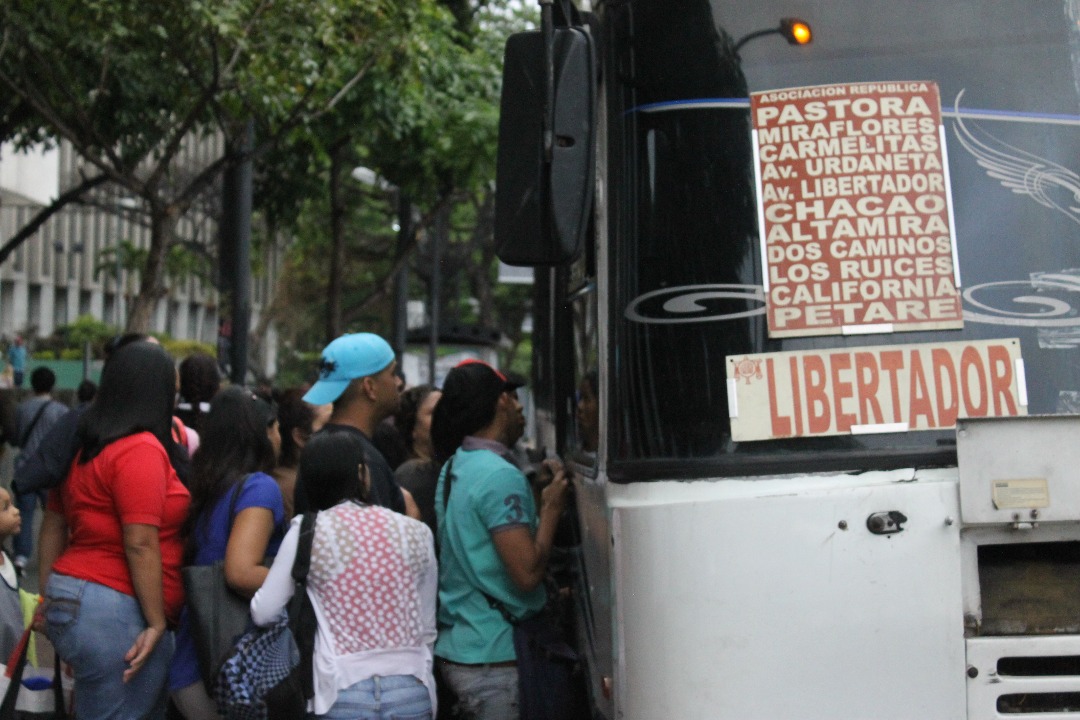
[0,627,66,720]
[215,512,318,720]
[15,401,54,450]
[182,479,251,690]
[11,400,59,485]
[481,588,583,720]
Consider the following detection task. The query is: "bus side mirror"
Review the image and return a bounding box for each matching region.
[495,28,595,266]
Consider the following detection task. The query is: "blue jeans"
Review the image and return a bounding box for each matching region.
[12,488,45,560]
[438,662,519,720]
[44,573,175,720]
[312,674,431,720]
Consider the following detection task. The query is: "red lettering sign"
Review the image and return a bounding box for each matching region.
[728,339,1025,442]
[752,81,963,338]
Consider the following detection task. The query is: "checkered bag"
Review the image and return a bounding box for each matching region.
[213,614,298,720]
[213,513,317,720]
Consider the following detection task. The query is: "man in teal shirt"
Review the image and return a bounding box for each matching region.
[432,360,569,720]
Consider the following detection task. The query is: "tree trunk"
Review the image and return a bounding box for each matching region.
[469,192,497,327]
[247,216,284,384]
[127,206,179,333]
[325,142,347,342]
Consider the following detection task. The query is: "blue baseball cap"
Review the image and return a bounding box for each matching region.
[303,333,395,405]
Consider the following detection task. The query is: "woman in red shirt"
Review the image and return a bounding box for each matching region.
[39,342,191,720]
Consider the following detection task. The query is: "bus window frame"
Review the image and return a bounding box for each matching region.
[562,244,601,475]
[598,0,1080,479]
[605,445,957,483]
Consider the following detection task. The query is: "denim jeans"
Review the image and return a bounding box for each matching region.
[438,661,519,720]
[44,573,175,720]
[311,674,431,720]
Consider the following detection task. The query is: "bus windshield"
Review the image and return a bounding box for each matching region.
[606,0,1080,475]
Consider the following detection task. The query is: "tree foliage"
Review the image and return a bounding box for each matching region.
[262,0,536,371]
[0,0,446,331]
[0,0,540,377]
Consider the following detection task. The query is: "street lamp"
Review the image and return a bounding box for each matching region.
[350,166,395,192]
[734,18,812,53]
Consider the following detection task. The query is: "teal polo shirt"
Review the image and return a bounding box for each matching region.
[434,444,546,663]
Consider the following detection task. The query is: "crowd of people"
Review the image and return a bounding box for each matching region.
[0,330,573,720]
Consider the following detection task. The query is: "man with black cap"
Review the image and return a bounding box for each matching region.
[431,359,570,720]
[299,333,418,518]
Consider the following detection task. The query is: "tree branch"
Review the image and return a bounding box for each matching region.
[15,31,130,175]
[323,54,379,112]
[142,78,221,192]
[222,0,274,79]
[0,61,139,192]
[0,174,109,265]
[337,194,457,327]
[173,153,231,210]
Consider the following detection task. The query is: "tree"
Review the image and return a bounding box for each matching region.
[257,0,540,375]
[249,0,510,347]
[0,0,438,331]
[405,3,539,370]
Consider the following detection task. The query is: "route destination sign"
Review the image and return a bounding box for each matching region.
[752,81,963,338]
[727,339,1025,441]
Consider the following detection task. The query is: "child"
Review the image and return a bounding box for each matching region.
[0,486,24,661]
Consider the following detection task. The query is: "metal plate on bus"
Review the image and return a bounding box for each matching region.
[956,415,1080,525]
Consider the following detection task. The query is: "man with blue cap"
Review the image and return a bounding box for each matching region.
[298,333,418,517]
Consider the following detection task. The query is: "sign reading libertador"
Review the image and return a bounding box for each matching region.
[751,81,963,338]
[727,339,1026,442]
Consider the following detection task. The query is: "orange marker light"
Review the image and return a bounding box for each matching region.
[735,17,813,53]
[780,18,813,46]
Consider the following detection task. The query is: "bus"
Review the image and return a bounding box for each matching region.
[494,1,1080,718]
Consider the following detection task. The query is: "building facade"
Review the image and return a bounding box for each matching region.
[0,139,280,376]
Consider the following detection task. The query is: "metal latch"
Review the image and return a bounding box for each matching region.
[866,511,907,535]
[1011,509,1039,531]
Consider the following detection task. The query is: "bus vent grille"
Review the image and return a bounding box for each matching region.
[969,637,1080,716]
[997,692,1080,714]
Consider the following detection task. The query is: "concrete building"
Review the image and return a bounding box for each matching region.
[0,139,280,377]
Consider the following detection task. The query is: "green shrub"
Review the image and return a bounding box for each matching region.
[163,339,217,360]
[275,350,321,389]
[58,315,118,357]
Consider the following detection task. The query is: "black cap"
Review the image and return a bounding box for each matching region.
[453,359,524,391]
[431,360,523,461]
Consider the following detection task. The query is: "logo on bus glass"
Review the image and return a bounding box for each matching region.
[732,357,763,385]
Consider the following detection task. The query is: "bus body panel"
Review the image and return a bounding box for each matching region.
[607,471,966,719]
[573,469,616,719]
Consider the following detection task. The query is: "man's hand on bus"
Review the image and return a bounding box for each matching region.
[536,457,564,488]
[540,467,570,518]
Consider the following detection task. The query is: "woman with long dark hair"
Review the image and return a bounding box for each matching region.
[39,342,191,719]
[394,384,442,534]
[168,386,286,719]
[271,388,332,520]
[251,429,437,719]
